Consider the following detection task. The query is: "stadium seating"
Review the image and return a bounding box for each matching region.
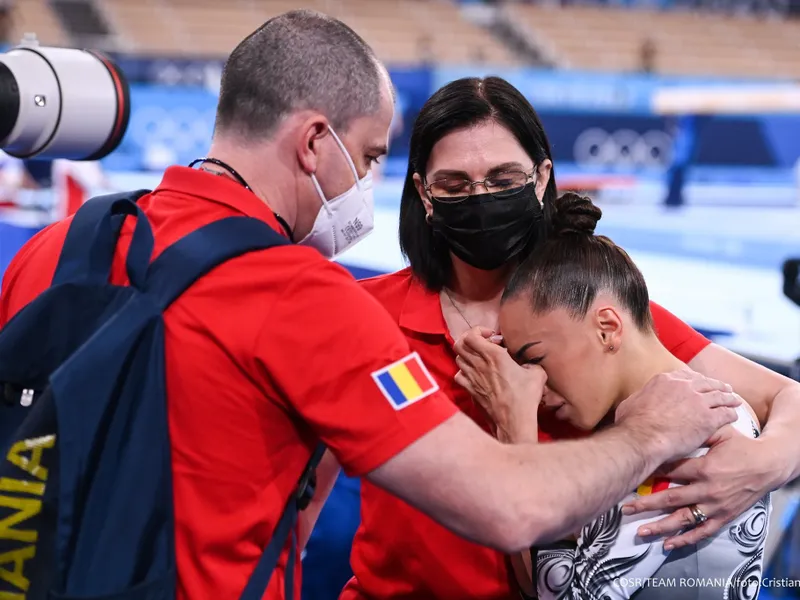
[4,0,799,77]
[102,0,519,65]
[6,0,68,47]
[507,3,800,79]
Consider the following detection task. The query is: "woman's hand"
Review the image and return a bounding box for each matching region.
[453,326,546,444]
[622,425,780,549]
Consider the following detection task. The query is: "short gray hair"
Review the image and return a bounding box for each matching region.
[214,10,383,140]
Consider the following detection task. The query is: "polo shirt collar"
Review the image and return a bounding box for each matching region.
[154,166,289,235]
[399,274,448,336]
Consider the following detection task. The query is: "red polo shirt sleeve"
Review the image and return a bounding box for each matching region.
[0,268,12,328]
[650,301,711,363]
[1,236,30,328]
[0,223,60,329]
[256,258,459,477]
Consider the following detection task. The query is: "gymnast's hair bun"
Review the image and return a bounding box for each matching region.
[552,192,602,236]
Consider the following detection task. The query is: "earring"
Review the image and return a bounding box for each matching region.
[608,345,615,351]
[425,213,432,224]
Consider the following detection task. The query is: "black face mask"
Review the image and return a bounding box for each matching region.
[430,183,543,271]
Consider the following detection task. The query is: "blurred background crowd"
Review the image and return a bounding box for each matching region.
[0,0,799,597]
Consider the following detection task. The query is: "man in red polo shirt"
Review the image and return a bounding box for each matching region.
[0,10,740,600]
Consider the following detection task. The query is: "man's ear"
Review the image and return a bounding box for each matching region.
[296,116,330,175]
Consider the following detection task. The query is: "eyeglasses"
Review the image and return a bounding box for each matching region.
[424,170,535,202]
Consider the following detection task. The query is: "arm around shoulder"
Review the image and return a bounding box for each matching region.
[366,409,667,553]
[367,369,740,553]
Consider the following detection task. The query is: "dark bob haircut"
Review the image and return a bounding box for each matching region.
[399,76,558,292]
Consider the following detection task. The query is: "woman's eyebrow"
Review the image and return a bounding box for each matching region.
[429,168,469,180]
[429,162,526,181]
[486,162,525,175]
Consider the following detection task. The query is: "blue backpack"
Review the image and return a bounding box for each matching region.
[0,192,324,600]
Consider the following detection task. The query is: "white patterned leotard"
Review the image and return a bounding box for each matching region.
[534,404,771,600]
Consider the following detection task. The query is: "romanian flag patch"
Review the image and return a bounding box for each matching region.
[372,352,439,410]
[636,477,671,496]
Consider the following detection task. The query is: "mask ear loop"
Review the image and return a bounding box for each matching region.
[529,169,543,209]
[310,125,367,217]
[328,126,364,192]
[310,173,334,217]
[422,177,436,225]
[536,179,543,208]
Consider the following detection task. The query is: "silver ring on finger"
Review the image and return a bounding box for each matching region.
[689,504,708,527]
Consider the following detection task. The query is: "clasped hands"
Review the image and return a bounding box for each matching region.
[453,326,778,548]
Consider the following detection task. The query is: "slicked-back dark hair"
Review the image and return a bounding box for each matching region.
[504,193,654,332]
[215,10,382,139]
[399,76,558,292]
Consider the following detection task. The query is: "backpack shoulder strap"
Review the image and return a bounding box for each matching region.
[52,190,152,288]
[239,443,326,600]
[144,216,289,310]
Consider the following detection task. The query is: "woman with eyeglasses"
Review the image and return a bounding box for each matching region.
[336,76,800,599]
[454,193,770,600]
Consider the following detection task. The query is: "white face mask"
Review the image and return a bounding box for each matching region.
[298,126,375,259]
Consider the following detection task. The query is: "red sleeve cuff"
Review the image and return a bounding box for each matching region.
[338,392,460,477]
[670,335,712,364]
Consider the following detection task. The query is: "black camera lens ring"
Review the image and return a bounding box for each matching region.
[0,62,20,144]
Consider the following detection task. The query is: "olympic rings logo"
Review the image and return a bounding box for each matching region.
[148,62,222,88]
[573,128,674,168]
[128,105,217,155]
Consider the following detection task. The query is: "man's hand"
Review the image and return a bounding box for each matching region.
[615,370,740,464]
[622,425,777,549]
[453,326,544,443]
